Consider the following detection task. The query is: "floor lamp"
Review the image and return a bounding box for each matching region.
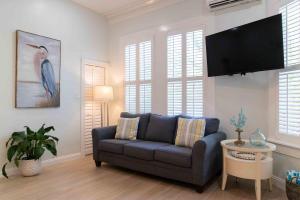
[94,85,114,127]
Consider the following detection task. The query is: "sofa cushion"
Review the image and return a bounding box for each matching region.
[145,114,177,144]
[175,118,206,148]
[178,115,220,136]
[115,117,140,140]
[120,112,150,139]
[155,145,192,168]
[124,141,170,160]
[99,139,138,154]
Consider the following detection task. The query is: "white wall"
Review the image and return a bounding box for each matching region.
[0,0,108,167]
[108,0,299,180]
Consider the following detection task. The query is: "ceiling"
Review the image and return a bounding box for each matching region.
[72,0,160,16]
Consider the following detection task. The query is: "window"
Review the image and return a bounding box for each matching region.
[167,30,204,116]
[124,41,152,113]
[278,0,300,136]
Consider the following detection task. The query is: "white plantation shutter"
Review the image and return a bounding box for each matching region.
[187,30,203,77]
[278,0,300,136]
[139,41,152,113]
[187,80,203,117]
[124,40,152,113]
[167,34,183,115]
[168,34,182,78]
[279,70,300,136]
[140,83,151,113]
[280,0,300,67]
[168,81,182,115]
[167,30,204,117]
[125,43,137,113]
[139,41,152,81]
[125,84,136,113]
[125,44,137,82]
[84,65,105,154]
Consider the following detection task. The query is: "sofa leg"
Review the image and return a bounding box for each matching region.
[195,185,204,193]
[95,161,101,167]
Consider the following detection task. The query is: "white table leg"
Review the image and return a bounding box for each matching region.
[222,147,228,190]
[267,152,273,192]
[255,153,262,200]
[268,178,272,192]
[255,179,261,200]
[222,172,228,190]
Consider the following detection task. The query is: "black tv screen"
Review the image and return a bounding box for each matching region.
[206,14,284,77]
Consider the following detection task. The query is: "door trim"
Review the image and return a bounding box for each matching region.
[80,58,109,156]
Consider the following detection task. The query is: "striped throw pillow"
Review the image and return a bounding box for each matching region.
[175,118,206,148]
[115,117,140,140]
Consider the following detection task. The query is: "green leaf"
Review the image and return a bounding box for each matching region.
[6,131,26,147]
[7,145,18,162]
[44,126,55,134]
[43,140,57,156]
[2,163,8,179]
[11,131,26,143]
[37,124,46,135]
[36,133,47,141]
[46,146,57,156]
[5,138,13,147]
[14,158,19,167]
[33,147,45,159]
[24,126,35,136]
[45,135,59,142]
[14,151,25,167]
[12,131,26,138]
[19,140,30,153]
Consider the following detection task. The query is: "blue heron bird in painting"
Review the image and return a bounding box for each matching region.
[26,44,57,99]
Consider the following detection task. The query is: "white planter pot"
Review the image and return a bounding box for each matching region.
[19,159,42,177]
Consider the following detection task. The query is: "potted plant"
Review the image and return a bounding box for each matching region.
[286,170,300,200]
[2,124,58,178]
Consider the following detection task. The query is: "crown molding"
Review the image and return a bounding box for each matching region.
[107,0,186,24]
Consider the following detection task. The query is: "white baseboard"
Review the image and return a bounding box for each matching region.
[0,152,82,178]
[42,153,82,166]
[272,175,285,191]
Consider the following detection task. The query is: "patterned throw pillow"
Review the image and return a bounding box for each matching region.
[175,118,206,148]
[115,117,140,140]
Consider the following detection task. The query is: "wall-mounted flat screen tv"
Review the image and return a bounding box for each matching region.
[206,14,284,77]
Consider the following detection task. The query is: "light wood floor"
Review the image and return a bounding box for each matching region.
[0,156,287,200]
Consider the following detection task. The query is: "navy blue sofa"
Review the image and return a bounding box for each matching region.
[92,112,226,192]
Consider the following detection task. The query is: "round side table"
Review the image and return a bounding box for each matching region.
[221,139,276,200]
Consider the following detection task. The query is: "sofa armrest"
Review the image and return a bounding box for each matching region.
[192,132,226,186]
[92,126,117,160]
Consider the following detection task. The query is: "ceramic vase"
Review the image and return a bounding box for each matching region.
[19,159,42,177]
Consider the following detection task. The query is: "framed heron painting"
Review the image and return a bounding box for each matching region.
[16,30,61,108]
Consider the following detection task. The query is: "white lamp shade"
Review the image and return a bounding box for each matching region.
[94,86,114,101]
